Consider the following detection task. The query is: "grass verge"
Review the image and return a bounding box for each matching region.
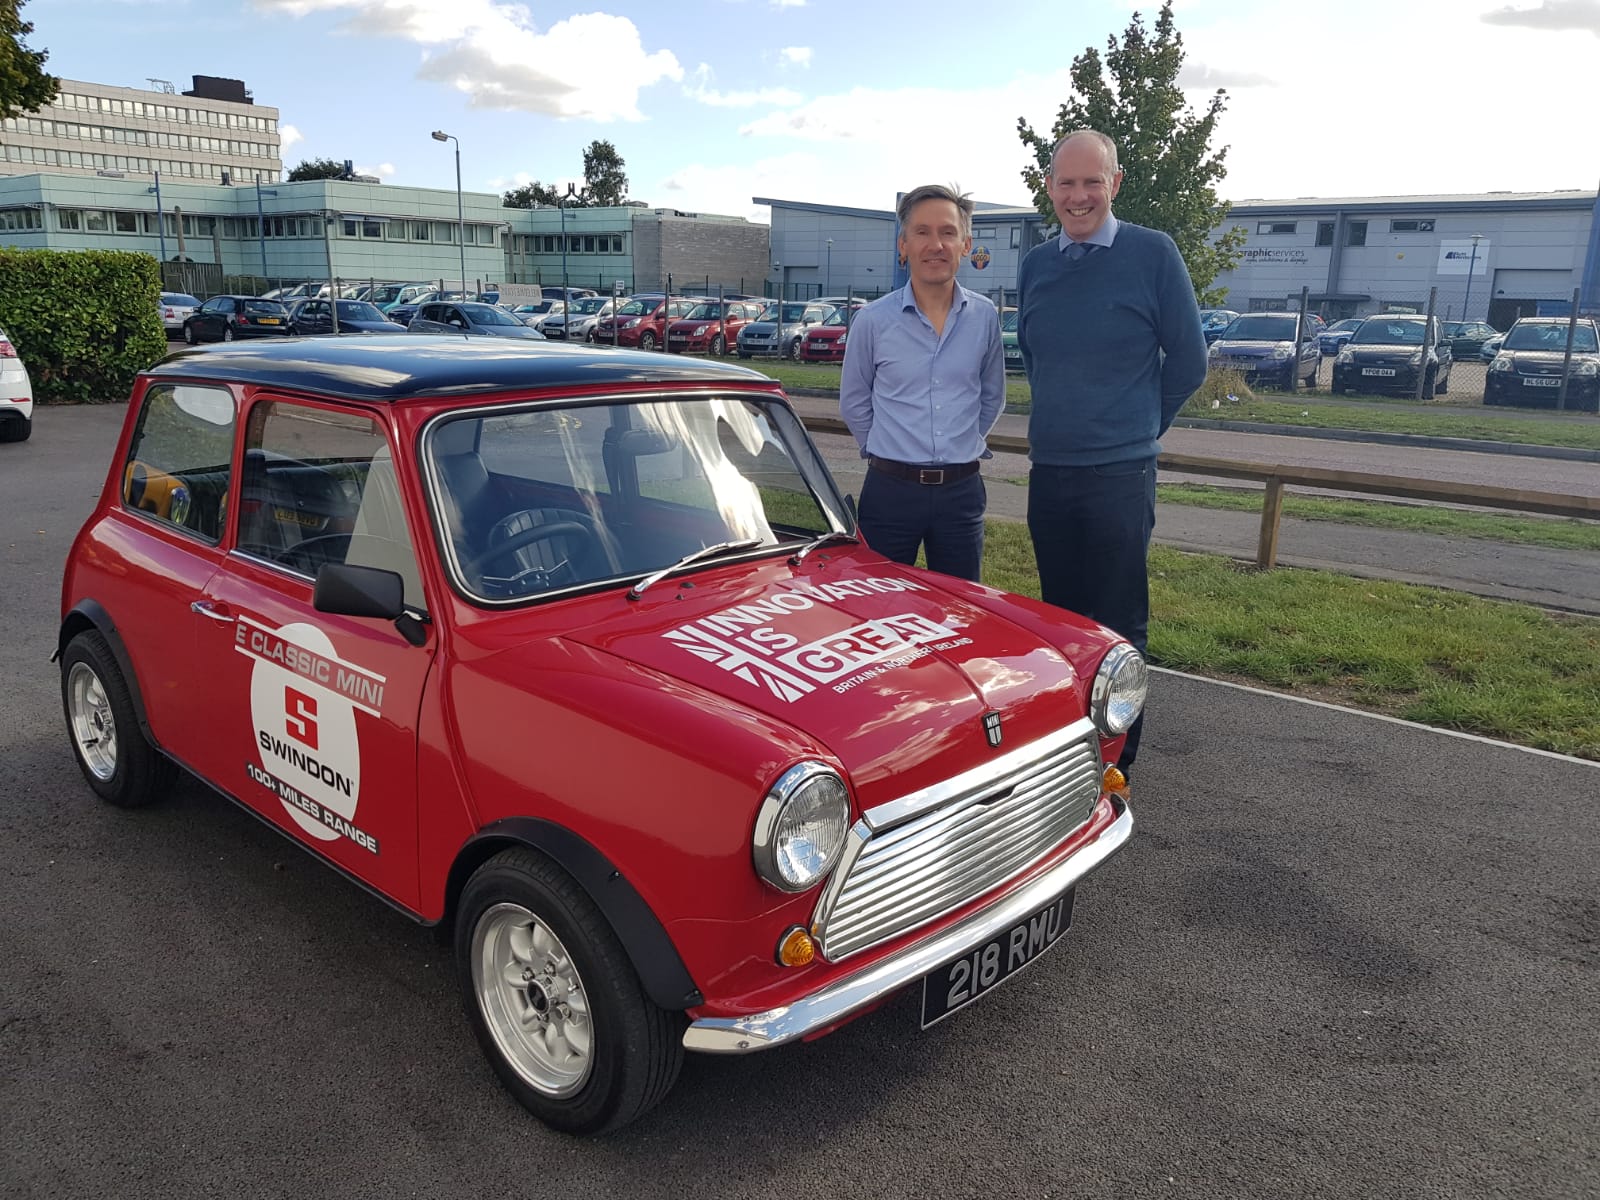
[1156,482,1600,552]
[979,523,1600,760]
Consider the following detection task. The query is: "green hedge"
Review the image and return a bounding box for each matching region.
[0,249,169,404]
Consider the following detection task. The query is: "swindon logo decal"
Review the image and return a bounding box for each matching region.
[664,576,973,703]
[235,617,385,855]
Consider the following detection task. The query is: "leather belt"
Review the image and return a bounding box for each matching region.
[869,457,981,486]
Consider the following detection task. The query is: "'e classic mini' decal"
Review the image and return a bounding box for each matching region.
[664,576,973,702]
[235,617,385,855]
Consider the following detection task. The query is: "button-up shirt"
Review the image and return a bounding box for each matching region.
[1058,213,1119,255]
[839,283,1005,464]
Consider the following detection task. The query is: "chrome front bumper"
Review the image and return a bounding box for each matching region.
[682,794,1132,1054]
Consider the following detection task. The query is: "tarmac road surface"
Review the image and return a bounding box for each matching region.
[2,402,1596,1198]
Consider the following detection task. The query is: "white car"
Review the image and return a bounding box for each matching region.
[159,292,200,336]
[0,324,35,443]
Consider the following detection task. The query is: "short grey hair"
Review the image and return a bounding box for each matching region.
[896,184,974,238]
[1051,130,1120,176]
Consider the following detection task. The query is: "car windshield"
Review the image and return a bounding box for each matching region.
[1504,323,1599,353]
[1223,315,1296,341]
[616,299,655,317]
[426,396,850,603]
[1002,310,1019,332]
[822,309,855,327]
[572,297,608,315]
[460,304,519,326]
[244,300,288,315]
[1351,319,1426,346]
[1200,310,1236,327]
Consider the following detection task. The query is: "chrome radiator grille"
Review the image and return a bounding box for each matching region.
[813,720,1103,961]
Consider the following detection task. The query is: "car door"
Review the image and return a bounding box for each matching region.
[297,300,331,336]
[196,297,228,339]
[188,394,435,907]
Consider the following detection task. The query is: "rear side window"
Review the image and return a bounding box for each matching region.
[122,384,237,543]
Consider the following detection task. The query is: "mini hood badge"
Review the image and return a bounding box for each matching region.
[983,711,1002,748]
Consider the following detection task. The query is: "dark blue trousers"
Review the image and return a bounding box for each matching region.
[1026,458,1156,770]
[858,467,986,582]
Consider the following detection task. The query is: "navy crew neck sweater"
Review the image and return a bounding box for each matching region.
[1018,221,1208,466]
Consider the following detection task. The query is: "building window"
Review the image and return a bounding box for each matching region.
[568,235,581,253]
[1257,221,1297,235]
[114,211,138,234]
[0,208,41,230]
[1315,221,1335,247]
[410,221,430,241]
[84,210,110,232]
[362,217,383,238]
[435,222,454,243]
[1346,220,1367,247]
[583,235,596,253]
[1010,226,1021,249]
[1390,219,1435,233]
[342,218,359,237]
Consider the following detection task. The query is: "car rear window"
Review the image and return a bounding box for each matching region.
[245,300,288,316]
[162,293,200,307]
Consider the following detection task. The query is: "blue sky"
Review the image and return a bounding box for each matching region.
[27,0,1600,220]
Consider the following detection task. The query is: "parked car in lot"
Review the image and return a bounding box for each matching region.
[365,283,436,313]
[592,294,700,351]
[1199,309,1239,345]
[388,291,471,328]
[736,301,834,360]
[408,301,547,340]
[799,304,866,363]
[158,292,201,336]
[0,323,34,442]
[539,296,613,343]
[1483,317,1600,412]
[1442,320,1498,360]
[1331,314,1452,398]
[182,296,293,344]
[56,336,1138,1134]
[1480,333,1506,362]
[288,299,406,336]
[1207,312,1321,390]
[1317,318,1364,356]
[667,300,766,356]
[1002,308,1022,373]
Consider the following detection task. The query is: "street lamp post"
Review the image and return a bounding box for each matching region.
[559,181,577,298]
[255,176,279,282]
[147,169,167,267]
[825,238,833,296]
[1462,232,1483,323]
[431,130,467,294]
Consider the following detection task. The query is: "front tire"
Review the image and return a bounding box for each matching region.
[789,338,802,362]
[61,631,175,807]
[222,325,236,342]
[638,331,657,352]
[456,848,683,1135]
[709,334,726,356]
[183,324,197,345]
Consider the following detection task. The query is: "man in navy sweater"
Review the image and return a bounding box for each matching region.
[1018,130,1208,779]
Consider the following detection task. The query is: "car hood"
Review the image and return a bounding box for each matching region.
[1502,349,1598,365]
[556,553,1107,805]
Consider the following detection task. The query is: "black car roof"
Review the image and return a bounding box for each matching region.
[147,334,777,403]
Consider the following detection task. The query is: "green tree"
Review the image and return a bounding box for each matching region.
[501,181,563,208]
[1016,1,1244,305]
[0,0,58,121]
[287,157,350,182]
[580,139,628,207]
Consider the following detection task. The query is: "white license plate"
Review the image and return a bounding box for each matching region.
[1362,367,1397,377]
[1523,377,1561,387]
[919,889,1075,1028]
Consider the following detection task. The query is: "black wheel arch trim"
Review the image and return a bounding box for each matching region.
[450,817,703,1010]
[55,600,158,744]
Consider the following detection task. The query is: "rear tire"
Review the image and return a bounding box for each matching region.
[183,324,197,345]
[0,416,29,442]
[789,338,802,362]
[456,848,684,1135]
[222,326,236,342]
[61,630,175,808]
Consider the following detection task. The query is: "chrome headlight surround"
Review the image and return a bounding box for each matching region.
[752,762,851,893]
[1090,643,1148,737]
[1491,355,1513,372]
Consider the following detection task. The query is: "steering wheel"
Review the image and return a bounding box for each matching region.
[465,512,597,595]
[273,533,352,572]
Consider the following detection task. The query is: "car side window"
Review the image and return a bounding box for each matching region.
[122,383,237,543]
[201,298,225,313]
[236,400,425,609]
[447,307,467,327]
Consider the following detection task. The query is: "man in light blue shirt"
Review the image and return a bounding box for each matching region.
[839,184,1005,581]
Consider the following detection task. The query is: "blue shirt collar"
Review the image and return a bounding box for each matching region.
[1057,213,1118,254]
[896,282,971,314]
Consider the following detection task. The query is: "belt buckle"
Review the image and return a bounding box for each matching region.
[918,467,945,485]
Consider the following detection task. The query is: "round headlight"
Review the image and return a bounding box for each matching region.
[752,762,851,892]
[1091,643,1148,737]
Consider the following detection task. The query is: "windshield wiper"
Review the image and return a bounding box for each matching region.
[788,530,858,566]
[627,538,764,600]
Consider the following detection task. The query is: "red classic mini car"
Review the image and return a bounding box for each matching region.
[57,337,1141,1134]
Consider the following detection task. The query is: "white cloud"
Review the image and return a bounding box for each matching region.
[1177,61,1275,89]
[685,64,802,108]
[779,46,812,67]
[279,123,304,151]
[251,0,682,120]
[771,0,806,7]
[1481,0,1600,34]
[355,162,397,179]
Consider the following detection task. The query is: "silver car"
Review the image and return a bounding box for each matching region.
[737,301,833,360]
[539,296,614,342]
[158,292,200,336]
[407,301,546,340]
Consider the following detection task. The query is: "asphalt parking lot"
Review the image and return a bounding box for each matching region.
[2,405,1596,1199]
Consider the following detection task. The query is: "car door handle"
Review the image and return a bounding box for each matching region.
[190,601,235,624]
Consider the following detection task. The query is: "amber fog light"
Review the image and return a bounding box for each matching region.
[776,926,816,967]
[1102,765,1128,796]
